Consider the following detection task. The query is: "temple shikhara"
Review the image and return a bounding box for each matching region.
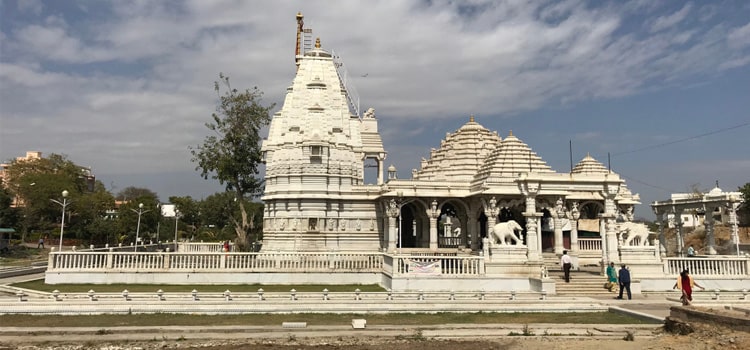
[42,14,747,296]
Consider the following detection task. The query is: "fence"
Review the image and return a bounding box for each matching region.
[578,238,602,251]
[383,255,485,276]
[664,257,750,276]
[47,251,383,273]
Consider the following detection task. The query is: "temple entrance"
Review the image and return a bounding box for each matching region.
[398,204,419,248]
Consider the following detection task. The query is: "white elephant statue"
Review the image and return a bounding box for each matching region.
[618,221,651,246]
[489,220,524,246]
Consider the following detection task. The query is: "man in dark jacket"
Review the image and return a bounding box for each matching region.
[617,264,632,300]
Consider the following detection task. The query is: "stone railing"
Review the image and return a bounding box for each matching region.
[438,236,464,248]
[384,255,485,276]
[48,251,383,273]
[177,242,234,253]
[578,238,602,251]
[664,257,750,276]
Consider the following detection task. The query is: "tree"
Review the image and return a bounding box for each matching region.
[190,73,274,250]
[116,187,158,201]
[0,179,19,229]
[2,153,91,242]
[738,183,750,226]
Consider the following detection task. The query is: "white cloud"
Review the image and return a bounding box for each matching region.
[649,3,692,32]
[727,22,750,48]
[1,0,749,200]
[17,0,43,15]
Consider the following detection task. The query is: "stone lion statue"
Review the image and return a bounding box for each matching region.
[618,221,651,246]
[489,220,524,246]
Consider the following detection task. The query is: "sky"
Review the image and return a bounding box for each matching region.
[1,0,749,219]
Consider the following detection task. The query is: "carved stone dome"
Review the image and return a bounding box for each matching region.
[414,116,502,181]
[474,131,555,181]
[571,153,610,174]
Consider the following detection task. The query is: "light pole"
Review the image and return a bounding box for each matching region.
[174,209,180,246]
[155,203,161,243]
[50,190,70,251]
[130,203,151,252]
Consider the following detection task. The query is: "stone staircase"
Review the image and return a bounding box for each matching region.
[543,253,614,296]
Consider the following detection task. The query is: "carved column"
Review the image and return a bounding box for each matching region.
[655,212,666,257]
[377,158,384,185]
[729,199,740,255]
[569,202,580,256]
[522,189,541,261]
[704,205,717,255]
[553,197,566,255]
[603,184,619,263]
[673,209,684,256]
[427,200,440,251]
[386,199,399,253]
[484,197,499,244]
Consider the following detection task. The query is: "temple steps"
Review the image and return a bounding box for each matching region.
[550,270,616,296]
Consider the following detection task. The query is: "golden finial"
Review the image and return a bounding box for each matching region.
[315,37,321,48]
[508,130,513,136]
[586,152,591,158]
[296,12,303,19]
[469,114,475,123]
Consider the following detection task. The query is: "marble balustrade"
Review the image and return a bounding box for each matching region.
[48,251,383,273]
[664,257,749,276]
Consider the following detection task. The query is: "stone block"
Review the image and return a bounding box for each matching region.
[282,322,307,328]
[352,319,366,329]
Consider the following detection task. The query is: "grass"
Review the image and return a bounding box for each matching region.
[0,311,656,328]
[10,279,386,293]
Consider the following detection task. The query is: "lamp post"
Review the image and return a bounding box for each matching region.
[155,203,161,243]
[50,190,70,251]
[130,203,151,252]
[174,209,180,246]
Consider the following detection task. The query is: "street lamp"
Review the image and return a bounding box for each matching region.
[130,203,151,252]
[50,190,70,251]
[174,209,180,246]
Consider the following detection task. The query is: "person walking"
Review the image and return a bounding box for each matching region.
[674,269,704,305]
[37,236,45,249]
[560,250,572,283]
[616,264,632,300]
[606,262,618,293]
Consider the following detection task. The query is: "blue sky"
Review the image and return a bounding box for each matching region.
[1,0,749,219]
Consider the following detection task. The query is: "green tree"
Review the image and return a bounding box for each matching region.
[3,153,91,242]
[190,73,274,250]
[738,182,750,226]
[0,179,19,229]
[116,193,160,245]
[116,187,158,201]
[169,196,200,237]
[70,181,115,245]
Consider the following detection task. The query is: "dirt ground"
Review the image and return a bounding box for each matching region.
[3,321,748,350]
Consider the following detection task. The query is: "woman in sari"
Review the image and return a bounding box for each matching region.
[674,269,704,305]
[606,262,618,293]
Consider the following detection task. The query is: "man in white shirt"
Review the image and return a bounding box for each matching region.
[560,250,572,283]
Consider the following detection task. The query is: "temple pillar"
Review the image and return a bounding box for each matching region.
[386,199,399,253]
[603,183,619,264]
[569,202,580,256]
[377,158,384,185]
[427,200,440,251]
[729,199,741,255]
[458,214,468,248]
[674,210,684,256]
[387,216,397,252]
[704,206,717,255]
[523,193,541,261]
[553,197,565,255]
[484,197,499,249]
[656,213,667,257]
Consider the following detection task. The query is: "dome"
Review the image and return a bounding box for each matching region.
[414,116,501,181]
[571,153,610,174]
[474,131,555,181]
